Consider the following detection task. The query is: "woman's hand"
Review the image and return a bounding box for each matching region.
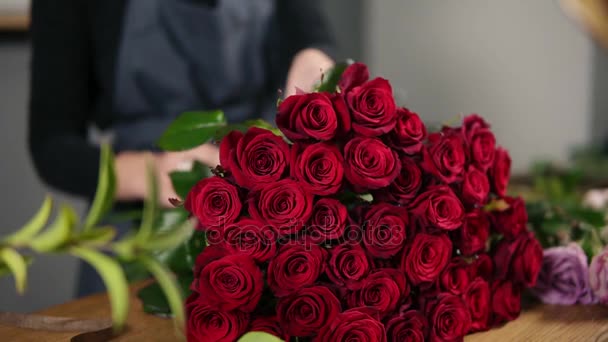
[284,48,334,97]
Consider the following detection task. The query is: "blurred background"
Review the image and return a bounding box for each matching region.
[0,0,607,312]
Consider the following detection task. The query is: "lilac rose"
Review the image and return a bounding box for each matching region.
[531,244,596,305]
[590,247,608,304]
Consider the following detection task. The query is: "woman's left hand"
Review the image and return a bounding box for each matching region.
[284,48,334,97]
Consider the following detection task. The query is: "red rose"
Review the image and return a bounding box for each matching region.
[347,269,409,318]
[249,179,314,235]
[490,147,511,197]
[426,293,471,342]
[361,203,408,258]
[439,258,471,296]
[491,196,528,239]
[267,244,326,297]
[461,166,490,206]
[421,132,466,184]
[454,209,490,256]
[494,231,543,287]
[192,245,228,289]
[185,176,242,230]
[346,77,397,136]
[339,62,370,93]
[490,280,521,325]
[219,127,290,189]
[291,142,344,196]
[276,92,351,141]
[465,277,491,332]
[327,243,371,290]
[315,308,387,342]
[344,137,401,191]
[386,107,427,154]
[186,293,248,342]
[473,254,494,281]
[277,286,342,337]
[409,185,464,231]
[222,218,277,263]
[401,233,453,285]
[374,156,422,205]
[197,254,263,312]
[461,115,496,171]
[250,316,289,341]
[308,198,348,242]
[385,310,427,342]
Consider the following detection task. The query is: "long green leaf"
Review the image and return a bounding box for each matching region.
[138,255,185,330]
[315,60,351,93]
[135,162,159,245]
[0,248,27,294]
[157,110,227,151]
[70,246,129,331]
[3,196,52,245]
[76,227,117,247]
[143,218,194,252]
[84,144,116,231]
[238,332,284,342]
[30,205,77,253]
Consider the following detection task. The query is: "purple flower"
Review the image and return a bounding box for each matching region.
[531,244,596,305]
[590,247,608,304]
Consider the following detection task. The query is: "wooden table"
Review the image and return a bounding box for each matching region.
[0,287,607,341]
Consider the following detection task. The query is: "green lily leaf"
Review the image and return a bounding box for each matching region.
[3,196,52,246]
[70,246,129,331]
[144,218,194,252]
[137,274,192,317]
[30,205,78,253]
[76,227,117,247]
[315,60,352,93]
[135,162,159,245]
[238,332,284,342]
[84,144,116,231]
[0,248,28,294]
[158,110,227,151]
[169,161,211,199]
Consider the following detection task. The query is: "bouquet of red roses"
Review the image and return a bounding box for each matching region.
[183,62,543,341]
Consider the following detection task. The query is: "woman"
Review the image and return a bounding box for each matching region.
[28,0,336,296]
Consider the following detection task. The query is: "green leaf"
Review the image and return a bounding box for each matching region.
[84,144,116,231]
[135,162,159,245]
[70,246,129,331]
[156,230,206,275]
[137,275,192,317]
[0,248,28,294]
[212,119,277,141]
[76,227,117,247]
[143,218,194,252]
[3,196,52,245]
[238,332,284,342]
[169,161,211,199]
[138,255,185,328]
[30,205,78,253]
[315,60,352,93]
[158,110,227,151]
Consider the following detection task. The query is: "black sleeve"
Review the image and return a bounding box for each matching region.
[28,0,101,199]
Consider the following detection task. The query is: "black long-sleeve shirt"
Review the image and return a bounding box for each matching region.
[28,0,335,199]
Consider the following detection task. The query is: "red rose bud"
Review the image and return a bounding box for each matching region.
[439,258,471,296]
[346,77,397,136]
[421,132,466,184]
[308,198,348,241]
[276,92,350,141]
[490,280,521,325]
[374,156,422,205]
[347,269,409,319]
[461,166,490,206]
[277,286,341,337]
[222,218,277,263]
[490,147,511,197]
[401,233,452,285]
[267,244,326,297]
[409,185,464,231]
[219,127,290,189]
[474,254,494,281]
[184,176,242,231]
[493,231,543,287]
[327,243,372,290]
[385,310,427,342]
[386,107,427,154]
[344,137,401,191]
[250,316,289,341]
[186,293,248,342]
[248,179,314,235]
[426,293,472,342]
[490,196,528,239]
[291,142,344,196]
[339,62,370,93]
[465,277,491,332]
[315,308,387,342]
[196,254,264,312]
[461,115,496,171]
[361,203,409,258]
[455,209,490,256]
